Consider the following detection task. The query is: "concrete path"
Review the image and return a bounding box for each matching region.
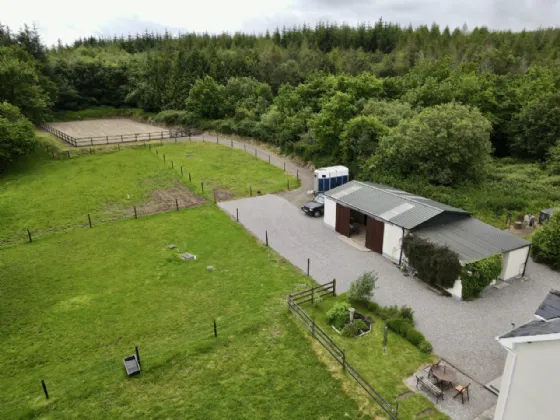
[219,194,560,389]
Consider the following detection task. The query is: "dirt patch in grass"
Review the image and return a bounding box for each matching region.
[213,188,235,202]
[416,408,435,418]
[138,183,207,215]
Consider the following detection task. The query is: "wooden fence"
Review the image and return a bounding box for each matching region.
[287,281,399,420]
[41,125,186,147]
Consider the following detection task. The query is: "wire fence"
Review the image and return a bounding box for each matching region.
[288,282,399,420]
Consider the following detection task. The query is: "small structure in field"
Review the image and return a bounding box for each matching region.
[313,166,349,194]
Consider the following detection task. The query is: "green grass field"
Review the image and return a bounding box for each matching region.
[0,143,296,243]
[0,208,367,419]
[151,142,298,200]
[305,298,449,420]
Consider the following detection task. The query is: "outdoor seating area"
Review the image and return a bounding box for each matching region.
[406,360,496,420]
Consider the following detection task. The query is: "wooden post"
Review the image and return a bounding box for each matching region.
[333,279,336,296]
[134,206,137,219]
[67,151,70,159]
[312,318,315,338]
[283,162,285,171]
[201,181,204,192]
[135,134,138,142]
[27,229,32,243]
[214,319,217,338]
[342,350,346,370]
[307,258,310,276]
[163,154,166,162]
[176,198,179,211]
[189,173,191,182]
[89,148,92,155]
[161,131,163,139]
[287,179,290,190]
[244,144,246,152]
[268,155,270,163]
[250,186,252,196]
[171,160,174,169]
[254,149,257,158]
[156,149,158,156]
[236,208,239,222]
[88,214,92,228]
[231,139,233,147]
[148,133,151,140]
[265,230,268,247]
[41,380,49,399]
[51,152,55,159]
[297,169,299,180]
[149,144,151,150]
[121,134,123,142]
[106,136,109,144]
[216,137,218,144]
[311,285,314,304]
[135,346,141,365]
[91,137,93,145]
[117,144,120,151]
[180,166,183,176]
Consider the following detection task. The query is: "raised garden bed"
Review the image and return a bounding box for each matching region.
[332,311,373,338]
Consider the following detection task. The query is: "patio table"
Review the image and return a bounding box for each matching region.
[432,364,457,389]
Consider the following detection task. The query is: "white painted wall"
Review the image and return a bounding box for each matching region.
[501,246,530,280]
[324,196,336,229]
[444,279,463,300]
[382,223,403,263]
[495,339,560,420]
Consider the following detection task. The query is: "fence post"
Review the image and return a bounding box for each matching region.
[311,285,314,304]
[180,166,183,176]
[307,258,310,276]
[156,149,158,156]
[117,144,120,151]
[342,350,346,370]
[121,135,123,142]
[91,137,93,146]
[216,137,218,144]
[250,186,252,196]
[312,318,315,338]
[176,198,179,211]
[149,144,151,151]
[41,380,49,399]
[171,160,173,168]
[88,214,92,228]
[163,154,166,162]
[27,229,32,243]
[287,179,290,190]
[161,131,163,139]
[214,319,217,338]
[333,279,336,296]
[134,206,137,219]
[89,148,92,155]
[254,149,257,158]
[231,139,233,147]
[244,144,246,152]
[201,181,204,192]
[67,151,70,159]
[106,136,109,144]
[265,230,268,247]
[189,173,191,182]
[297,169,299,180]
[135,346,141,365]
[268,155,270,164]
[283,162,285,171]
[149,133,151,140]
[236,208,239,222]
[135,134,138,142]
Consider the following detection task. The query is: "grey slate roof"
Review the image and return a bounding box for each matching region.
[324,181,468,229]
[413,216,531,262]
[535,290,560,320]
[499,318,560,340]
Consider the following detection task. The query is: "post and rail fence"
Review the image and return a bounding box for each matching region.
[40,125,186,147]
[287,282,399,420]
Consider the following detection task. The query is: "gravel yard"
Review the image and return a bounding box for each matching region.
[219,194,560,390]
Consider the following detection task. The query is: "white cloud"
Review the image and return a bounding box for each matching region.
[1,0,558,46]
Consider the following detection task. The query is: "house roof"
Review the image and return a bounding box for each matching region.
[324,181,468,229]
[413,216,531,262]
[499,319,560,340]
[535,290,560,320]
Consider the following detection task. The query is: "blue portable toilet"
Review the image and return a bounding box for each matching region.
[314,166,349,193]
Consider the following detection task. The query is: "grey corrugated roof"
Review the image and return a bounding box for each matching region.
[535,290,560,320]
[499,319,560,339]
[324,181,467,229]
[413,216,530,262]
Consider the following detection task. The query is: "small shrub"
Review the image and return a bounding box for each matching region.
[348,271,377,303]
[354,319,367,331]
[399,306,414,322]
[418,340,433,353]
[405,329,426,346]
[312,290,323,307]
[342,323,358,338]
[386,317,413,334]
[326,301,350,330]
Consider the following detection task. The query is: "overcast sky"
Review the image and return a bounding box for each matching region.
[1,0,558,46]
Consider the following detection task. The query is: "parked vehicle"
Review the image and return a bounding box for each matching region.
[313,166,349,193]
[302,194,325,217]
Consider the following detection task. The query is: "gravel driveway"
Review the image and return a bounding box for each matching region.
[220,194,560,389]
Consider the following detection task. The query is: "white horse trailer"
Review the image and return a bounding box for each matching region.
[313,166,349,193]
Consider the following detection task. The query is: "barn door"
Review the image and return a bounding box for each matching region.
[335,204,351,236]
[365,217,384,254]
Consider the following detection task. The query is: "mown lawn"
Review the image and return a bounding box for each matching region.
[0,208,366,419]
[151,141,298,200]
[305,297,449,420]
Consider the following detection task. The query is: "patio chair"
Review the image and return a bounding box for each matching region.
[453,383,471,404]
[427,359,442,378]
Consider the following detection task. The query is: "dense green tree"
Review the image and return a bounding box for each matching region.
[0,102,36,167]
[361,99,416,127]
[532,212,560,270]
[340,116,388,170]
[377,103,492,185]
[185,76,225,119]
[512,93,560,160]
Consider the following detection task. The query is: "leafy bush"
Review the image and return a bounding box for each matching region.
[399,306,414,322]
[326,301,350,330]
[405,329,426,346]
[366,302,413,322]
[418,340,433,354]
[461,254,503,300]
[342,323,358,338]
[354,319,367,331]
[152,110,198,127]
[51,106,152,122]
[0,102,37,166]
[386,317,413,335]
[532,212,560,270]
[402,234,461,289]
[348,271,377,303]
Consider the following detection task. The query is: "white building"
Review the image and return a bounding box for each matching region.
[494,290,560,420]
[323,181,531,299]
